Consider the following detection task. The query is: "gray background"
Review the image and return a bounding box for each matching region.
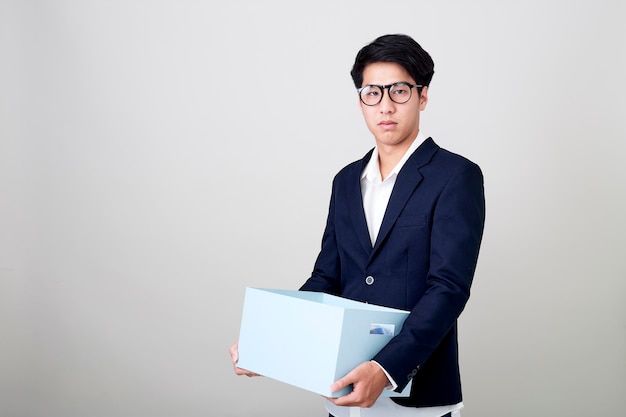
[1,1,624,416]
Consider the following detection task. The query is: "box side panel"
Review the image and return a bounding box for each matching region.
[237,287,343,396]
[333,309,412,398]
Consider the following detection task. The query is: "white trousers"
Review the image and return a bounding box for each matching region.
[325,399,463,417]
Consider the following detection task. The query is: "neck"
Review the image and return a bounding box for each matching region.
[377,137,416,180]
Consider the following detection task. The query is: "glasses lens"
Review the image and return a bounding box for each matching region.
[360,85,383,106]
[389,83,413,104]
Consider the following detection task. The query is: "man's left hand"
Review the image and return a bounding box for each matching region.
[326,361,389,408]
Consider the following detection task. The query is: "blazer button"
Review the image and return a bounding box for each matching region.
[365,276,375,285]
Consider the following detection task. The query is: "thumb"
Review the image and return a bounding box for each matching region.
[331,372,355,393]
[229,342,239,364]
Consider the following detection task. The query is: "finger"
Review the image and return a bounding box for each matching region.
[234,366,261,377]
[229,343,239,364]
[327,391,358,407]
[234,366,250,376]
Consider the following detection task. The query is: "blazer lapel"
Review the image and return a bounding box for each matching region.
[348,149,376,253]
[370,138,439,257]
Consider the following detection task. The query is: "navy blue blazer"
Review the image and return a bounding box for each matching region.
[300,137,485,407]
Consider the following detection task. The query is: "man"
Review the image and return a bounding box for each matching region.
[231,34,485,417]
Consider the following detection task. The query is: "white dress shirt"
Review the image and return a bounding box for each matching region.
[325,132,463,417]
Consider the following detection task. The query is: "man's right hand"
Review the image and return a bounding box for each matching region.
[229,341,261,377]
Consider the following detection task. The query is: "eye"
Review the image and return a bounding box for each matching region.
[391,85,409,96]
[361,86,381,96]
[359,85,385,105]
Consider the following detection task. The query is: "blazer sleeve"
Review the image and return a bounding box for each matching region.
[299,176,342,295]
[373,161,485,391]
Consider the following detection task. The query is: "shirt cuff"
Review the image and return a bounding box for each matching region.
[370,360,398,391]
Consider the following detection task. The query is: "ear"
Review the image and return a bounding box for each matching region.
[419,86,429,111]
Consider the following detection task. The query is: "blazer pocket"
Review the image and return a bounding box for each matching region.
[395,214,427,228]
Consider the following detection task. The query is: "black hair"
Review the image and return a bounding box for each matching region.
[350,34,435,89]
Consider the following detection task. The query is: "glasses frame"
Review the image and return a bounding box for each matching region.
[357,82,424,106]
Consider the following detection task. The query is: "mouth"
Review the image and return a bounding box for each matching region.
[378,120,397,129]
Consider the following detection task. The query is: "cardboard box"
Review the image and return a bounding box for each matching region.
[237,287,412,397]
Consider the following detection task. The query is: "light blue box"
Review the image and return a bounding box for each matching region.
[237,287,412,398]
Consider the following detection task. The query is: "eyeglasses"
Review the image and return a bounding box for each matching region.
[357,82,423,106]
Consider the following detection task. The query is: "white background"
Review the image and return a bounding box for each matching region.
[1,1,625,416]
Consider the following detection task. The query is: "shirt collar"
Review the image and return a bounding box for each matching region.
[361,131,427,182]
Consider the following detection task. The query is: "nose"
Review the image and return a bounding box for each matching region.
[379,90,395,113]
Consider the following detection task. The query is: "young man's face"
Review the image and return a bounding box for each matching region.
[359,62,428,151]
